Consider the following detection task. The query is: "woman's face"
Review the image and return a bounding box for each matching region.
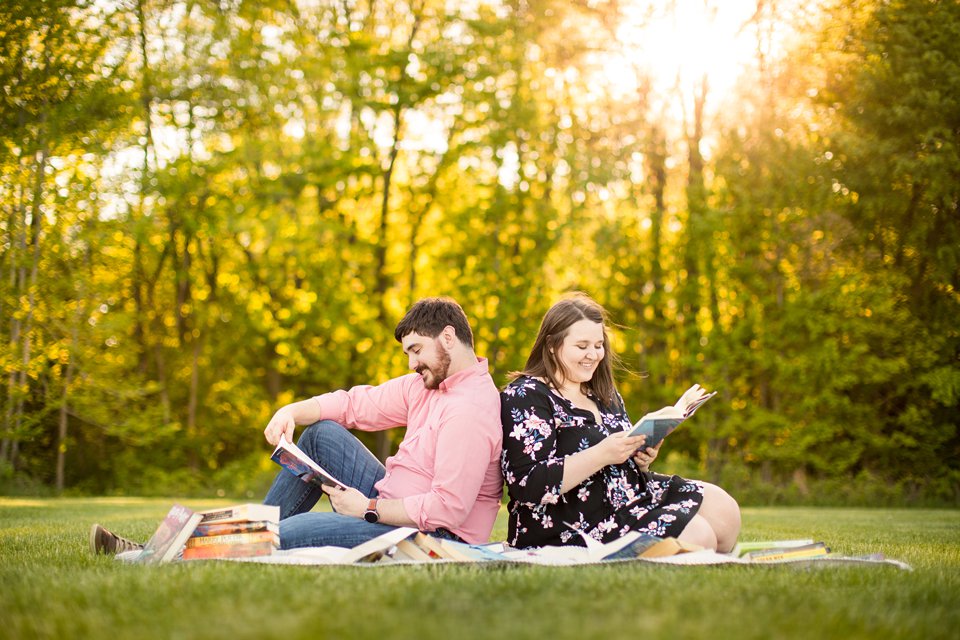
[554,319,605,386]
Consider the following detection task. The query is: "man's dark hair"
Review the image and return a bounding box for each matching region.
[394,297,474,348]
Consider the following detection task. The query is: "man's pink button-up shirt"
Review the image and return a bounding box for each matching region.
[311,358,503,544]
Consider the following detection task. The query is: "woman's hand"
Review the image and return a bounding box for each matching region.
[595,431,648,466]
[632,440,662,471]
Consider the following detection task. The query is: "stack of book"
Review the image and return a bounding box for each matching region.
[181,504,280,561]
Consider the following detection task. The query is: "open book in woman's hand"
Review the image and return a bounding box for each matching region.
[626,384,716,449]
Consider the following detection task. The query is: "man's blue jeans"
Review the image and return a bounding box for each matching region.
[264,420,399,549]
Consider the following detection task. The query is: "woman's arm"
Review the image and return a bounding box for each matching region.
[560,431,646,492]
[501,382,646,504]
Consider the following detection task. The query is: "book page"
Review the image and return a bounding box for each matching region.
[272,435,347,489]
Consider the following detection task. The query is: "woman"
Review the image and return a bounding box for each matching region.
[500,294,740,551]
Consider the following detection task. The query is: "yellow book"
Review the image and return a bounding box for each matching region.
[747,542,830,562]
[411,533,455,559]
[394,539,435,562]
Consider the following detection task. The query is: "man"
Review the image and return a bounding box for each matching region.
[90,297,503,553]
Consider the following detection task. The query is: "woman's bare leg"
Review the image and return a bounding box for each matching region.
[677,514,718,550]
[695,482,742,553]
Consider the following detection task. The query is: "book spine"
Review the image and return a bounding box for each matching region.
[181,541,278,560]
[749,548,830,562]
[198,505,279,525]
[192,521,279,537]
[199,507,253,524]
[186,531,279,548]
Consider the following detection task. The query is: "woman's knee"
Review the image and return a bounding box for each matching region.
[699,482,742,552]
[678,515,718,551]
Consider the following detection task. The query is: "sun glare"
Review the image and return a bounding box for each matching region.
[600,0,774,119]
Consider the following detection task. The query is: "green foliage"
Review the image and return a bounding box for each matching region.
[0,0,956,501]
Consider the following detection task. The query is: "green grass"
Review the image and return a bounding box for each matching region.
[1,499,958,640]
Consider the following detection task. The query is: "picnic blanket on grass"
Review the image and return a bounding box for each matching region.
[115,525,912,570]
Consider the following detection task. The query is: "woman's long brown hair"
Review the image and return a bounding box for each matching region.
[514,293,619,407]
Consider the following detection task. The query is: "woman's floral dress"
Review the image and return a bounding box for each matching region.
[500,375,704,548]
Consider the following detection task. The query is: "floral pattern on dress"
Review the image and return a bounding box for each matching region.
[500,375,705,549]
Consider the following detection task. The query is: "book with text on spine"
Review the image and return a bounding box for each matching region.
[197,503,279,525]
[626,384,716,448]
[182,540,278,561]
[746,542,830,562]
[185,530,279,549]
[271,434,347,490]
[191,520,279,538]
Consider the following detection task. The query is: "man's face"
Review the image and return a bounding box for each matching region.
[401,331,452,390]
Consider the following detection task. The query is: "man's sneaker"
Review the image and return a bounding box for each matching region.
[89,524,144,555]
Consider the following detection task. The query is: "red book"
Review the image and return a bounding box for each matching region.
[181,540,277,560]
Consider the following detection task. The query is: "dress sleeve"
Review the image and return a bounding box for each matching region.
[500,382,566,507]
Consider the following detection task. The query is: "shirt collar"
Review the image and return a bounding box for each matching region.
[438,357,489,392]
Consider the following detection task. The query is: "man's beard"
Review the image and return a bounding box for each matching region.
[418,342,451,390]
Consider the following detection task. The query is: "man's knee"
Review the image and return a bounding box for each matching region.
[297,420,347,456]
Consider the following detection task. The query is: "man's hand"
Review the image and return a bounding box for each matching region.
[632,440,662,471]
[263,406,297,446]
[322,485,369,518]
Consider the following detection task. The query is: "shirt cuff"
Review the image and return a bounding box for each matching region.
[401,494,428,530]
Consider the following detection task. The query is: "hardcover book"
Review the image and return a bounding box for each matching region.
[338,527,420,563]
[393,539,434,562]
[437,539,510,562]
[185,530,280,549]
[410,533,454,560]
[182,540,278,561]
[601,534,702,560]
[746,542,830,562]
[731,539,815,557]
[197,504,279,525]
[271,434,347,489]
[191,520,279,538]
[626,383,716,448]
[136,504,203,564]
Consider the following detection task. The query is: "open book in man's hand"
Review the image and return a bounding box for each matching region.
[626,384,716,449]
[271,434,348,489]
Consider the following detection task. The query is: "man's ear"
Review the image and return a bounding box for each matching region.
[441,325,457,346]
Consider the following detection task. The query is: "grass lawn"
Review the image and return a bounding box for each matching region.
[1,498,958,640]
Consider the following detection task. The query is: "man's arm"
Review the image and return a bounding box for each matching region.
[322,487,417,527]
[263,399,323,446]
[263,376,415,446]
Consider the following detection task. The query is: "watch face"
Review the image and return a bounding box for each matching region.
[363,510,379,524]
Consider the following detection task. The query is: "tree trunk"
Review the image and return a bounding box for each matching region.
[133,0,153,373]
[10,142,48,470]
[1,179,26,464]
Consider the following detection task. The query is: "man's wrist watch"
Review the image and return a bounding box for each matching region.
[363,498,380,523]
